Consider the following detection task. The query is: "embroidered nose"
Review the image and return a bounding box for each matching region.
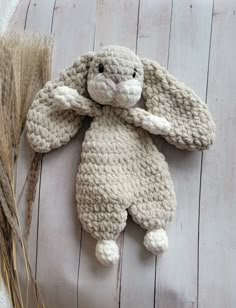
[106,79,116,92]
[116,82,124,92]
[113,75,123,85]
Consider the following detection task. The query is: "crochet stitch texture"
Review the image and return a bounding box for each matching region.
[26,45,215,265]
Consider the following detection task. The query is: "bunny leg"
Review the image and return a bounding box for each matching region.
[76,157,135,265]
[76,169,129,265]
[77,206,127,265]
[128,150,176,255]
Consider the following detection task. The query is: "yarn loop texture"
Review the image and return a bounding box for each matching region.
[26,45,215,265]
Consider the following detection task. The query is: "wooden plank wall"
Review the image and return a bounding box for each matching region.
[199,1,236,307]
[9,0,236,307]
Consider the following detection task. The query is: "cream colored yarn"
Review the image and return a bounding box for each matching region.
[142,58,215,150]
[26,53,94,153]
[26,45,215,265]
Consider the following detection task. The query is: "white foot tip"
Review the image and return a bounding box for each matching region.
[144,229,168,255]
[95,240,119,266]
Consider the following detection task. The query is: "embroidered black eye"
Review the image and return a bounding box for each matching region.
[97,63,104,73]
[133,68,137,78]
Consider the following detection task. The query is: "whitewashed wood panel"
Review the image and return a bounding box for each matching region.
[77,1,140,308]
[8,0,29,30]
[199,1,236,307]
[137,0,172,66]
[24,0,55,33]
[51,0,96,77]
[120,1,172,308]
[9,1,236,308]
[0,0,19,32]
[35,1,96,308]
[154,1,213,307]
[95,0,139,50]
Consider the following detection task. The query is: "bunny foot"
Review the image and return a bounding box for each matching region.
[95,240,119,266]
[143,229,168,255]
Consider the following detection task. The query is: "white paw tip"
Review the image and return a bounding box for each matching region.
[53,86,78,109]
[152,117,171,134]
[95,240,119,266]
[144,229,168,255]
[143,115,171,135]
[159,118,172,133]
[54,85,78,96]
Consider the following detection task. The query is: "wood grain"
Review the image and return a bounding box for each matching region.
[199,1,236,307]
[25,0,55,33]
[154,1,213,307]
[137,0,172,66]
[95,0,139,50]
[8,0,30,30]
[9,0,236,307]
[120,1,172,308]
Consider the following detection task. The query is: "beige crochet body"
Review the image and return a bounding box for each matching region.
[26,45,215,265]
[76,106,176,240]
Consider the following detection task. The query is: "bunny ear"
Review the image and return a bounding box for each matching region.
[141,58,215,150]
[26,52,94,153]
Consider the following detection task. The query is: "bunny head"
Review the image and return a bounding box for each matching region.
[87,46,143,108]
[26,45,215,153]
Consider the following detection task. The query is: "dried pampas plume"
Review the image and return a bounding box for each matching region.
[0,33,53,308]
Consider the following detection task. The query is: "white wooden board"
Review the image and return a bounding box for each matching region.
[120,1,172,307]
[9,0,236,307]
[199,0,236,307]
[154,1,213,307]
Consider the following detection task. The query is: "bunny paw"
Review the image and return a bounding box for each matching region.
[143,115,171,135]
[53,86,79,110]
[144,229,168,255]
[95,240,119,266]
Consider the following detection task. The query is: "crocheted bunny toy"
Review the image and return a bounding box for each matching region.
[26,45,215,265]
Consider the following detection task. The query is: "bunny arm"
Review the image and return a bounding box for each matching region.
[115,107,171,135]
[53,86,171,135]
[53,86,102,117]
